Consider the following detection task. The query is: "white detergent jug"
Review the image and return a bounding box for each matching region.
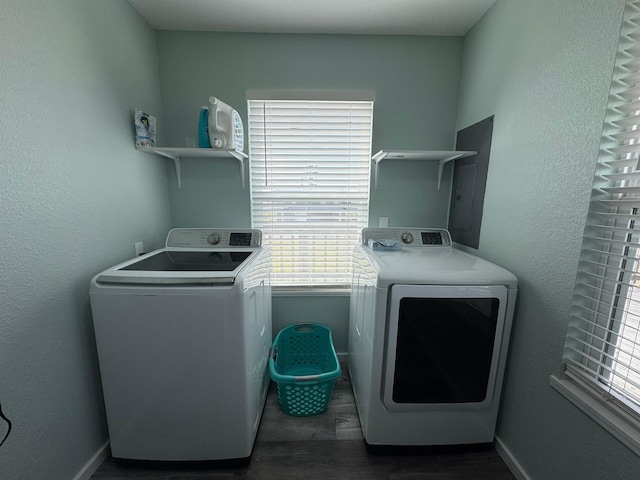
[207,97,244,152]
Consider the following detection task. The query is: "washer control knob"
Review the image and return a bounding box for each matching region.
[207,233,220,245]
[401,232,414,244]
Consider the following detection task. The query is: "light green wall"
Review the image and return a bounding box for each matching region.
[3,3,630,477]
[272,295,350,353]
[156,32,464,229]
[0,1,171,478]
[155,32,464,351]
[457,0,640,478]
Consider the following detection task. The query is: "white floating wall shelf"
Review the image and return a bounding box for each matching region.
[372,150,478,191]
[137,146,248,189]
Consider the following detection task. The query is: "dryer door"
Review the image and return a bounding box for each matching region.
[383,284,508,411]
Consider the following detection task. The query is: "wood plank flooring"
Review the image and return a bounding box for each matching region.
[90,364,516,479]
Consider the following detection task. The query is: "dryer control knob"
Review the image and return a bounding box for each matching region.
[207,233,221,245]
[401,232,414,244]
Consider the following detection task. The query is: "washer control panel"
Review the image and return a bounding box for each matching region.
[362,227,452,247]
[166,228,262,248]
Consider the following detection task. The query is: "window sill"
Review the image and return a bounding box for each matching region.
[272,286,350,297]
[549,372,640,456]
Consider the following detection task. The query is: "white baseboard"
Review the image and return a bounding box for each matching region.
[495,436,531,480]
[72,440,109,480]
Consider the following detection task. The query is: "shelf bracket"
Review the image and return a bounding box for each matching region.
[229,150,246,190]
[138,146,249,190]
[372,150,388,191]
[145,148,182,188]
[372,150,478,191]
[437,153,467,192]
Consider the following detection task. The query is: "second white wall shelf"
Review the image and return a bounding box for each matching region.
[372,150,478,191]
[137,146,249,189]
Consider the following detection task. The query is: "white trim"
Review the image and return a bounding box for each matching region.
[72,440,109,480]
[494,436,532,480]
[247,97,373,287]
[560,0,640,438]
[272,286,350,297]
[246,89,375,101]
[549,374,640,457]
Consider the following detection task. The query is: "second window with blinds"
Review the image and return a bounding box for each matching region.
[247,95,374,288]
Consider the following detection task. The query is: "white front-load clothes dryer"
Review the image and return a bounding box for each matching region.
[90,228,271,462]
[348,228,517,447]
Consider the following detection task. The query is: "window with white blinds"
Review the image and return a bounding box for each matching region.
[247,97,373,287]
[563,0,640,418]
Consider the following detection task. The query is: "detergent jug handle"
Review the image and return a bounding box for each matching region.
[208,96,224,148]
[208,96,219,127]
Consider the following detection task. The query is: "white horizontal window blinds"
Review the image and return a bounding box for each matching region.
[564,0,640,415]
[248,99,373,287]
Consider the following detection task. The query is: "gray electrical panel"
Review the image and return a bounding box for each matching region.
[448,116,494,248]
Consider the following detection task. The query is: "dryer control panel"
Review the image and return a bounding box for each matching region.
[361,227,452,247]
[166,228,262,248]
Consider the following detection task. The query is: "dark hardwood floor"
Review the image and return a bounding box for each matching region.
[91,364,516,479]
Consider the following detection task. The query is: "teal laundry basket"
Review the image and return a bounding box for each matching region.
[269,323,341,416]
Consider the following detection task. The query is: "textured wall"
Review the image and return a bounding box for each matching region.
[0,1,171,478]
[155,33,464,348]
[457,0,640,478]
[156,32,464,229]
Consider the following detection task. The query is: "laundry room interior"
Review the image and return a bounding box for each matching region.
[2,0,640,479]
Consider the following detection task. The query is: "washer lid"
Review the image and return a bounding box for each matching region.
[94,228,264,285]
[94,248,261,285]
[120,251,252,272]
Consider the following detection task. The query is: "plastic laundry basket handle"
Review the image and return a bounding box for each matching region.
[293,374,320,382]
[294,324,316,332]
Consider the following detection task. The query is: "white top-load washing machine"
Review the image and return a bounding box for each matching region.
[349,227,517,447]
[90,228,271,462]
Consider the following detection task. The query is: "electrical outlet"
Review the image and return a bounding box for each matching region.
[134,241,144,256]
[379,216,389,227]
